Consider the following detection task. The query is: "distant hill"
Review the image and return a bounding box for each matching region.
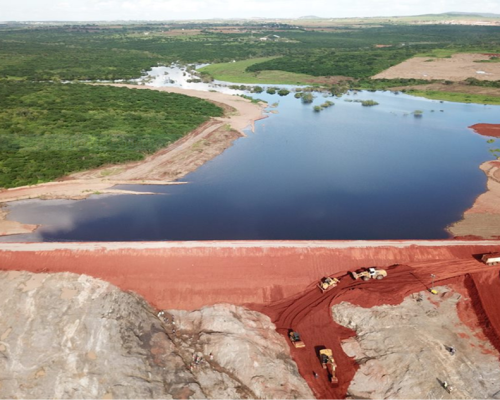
[416,12,500,18]
[298,15,321,20]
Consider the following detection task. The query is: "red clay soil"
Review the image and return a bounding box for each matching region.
[251,260,500,398]
[469,123,500,138]
[1,241,500,399]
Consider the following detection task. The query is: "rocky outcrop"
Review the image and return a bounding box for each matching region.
[332,287,500,399]
[0,271,312,399]
[168,305,310,399]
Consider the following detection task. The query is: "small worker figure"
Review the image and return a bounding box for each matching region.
[449,346,456,356]
[209,352,214,361]
[313,371,319,379]
[443,381,453,393]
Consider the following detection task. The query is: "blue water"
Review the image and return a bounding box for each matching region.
[3,91,498,241]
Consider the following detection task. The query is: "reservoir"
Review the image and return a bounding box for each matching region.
[2,89,498,241]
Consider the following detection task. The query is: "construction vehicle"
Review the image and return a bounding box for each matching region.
[288,331,305,348]
[481,252,500,266]
[318,276,340,293]
[319,349,339,384]
[350,267,387,281]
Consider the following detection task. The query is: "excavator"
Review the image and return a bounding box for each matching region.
[319,349,338,384]
[318,276,340,293]
[350,267,387,281]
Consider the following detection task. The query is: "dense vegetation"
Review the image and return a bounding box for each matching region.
[246,49,412,78]
[0,81,222,188]
[1,22,500,188]
[1,24,500,81]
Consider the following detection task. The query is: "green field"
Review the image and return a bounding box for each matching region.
[198,57,320,85]
[404,89,500,105]
[0,81,222,188]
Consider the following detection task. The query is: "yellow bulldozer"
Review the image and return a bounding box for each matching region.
[318,276,340,293]
[350,267,387,281]
[319,349,338,384]
[289,331,305,348]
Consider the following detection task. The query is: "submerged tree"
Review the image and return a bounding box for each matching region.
[301,93,314,104]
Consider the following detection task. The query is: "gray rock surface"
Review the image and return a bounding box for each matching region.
[0,271,313,399]
[332,287,500,399]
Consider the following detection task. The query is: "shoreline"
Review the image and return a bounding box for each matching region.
[0,84,267,236]
[447,123,500,239]
[2,84,499,240]
[447,159,500,239]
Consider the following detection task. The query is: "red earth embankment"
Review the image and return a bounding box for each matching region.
[0,241,499,310]
[1,240,500,399]
[470,123,500,138]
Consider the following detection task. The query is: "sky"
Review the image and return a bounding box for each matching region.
[1,0,500,21]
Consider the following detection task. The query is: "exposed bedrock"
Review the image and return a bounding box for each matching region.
[332,287,500,399]
[0,271,312,399]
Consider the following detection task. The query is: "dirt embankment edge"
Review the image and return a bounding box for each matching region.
[447,124,500,239]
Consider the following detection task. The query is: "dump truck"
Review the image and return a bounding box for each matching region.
[289,331,305,348]
[319,349,338,384]
[350,267,387,281]
[481,253,500,266]
[318,276,340,293]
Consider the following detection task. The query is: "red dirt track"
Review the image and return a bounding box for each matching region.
[1,240,500,398]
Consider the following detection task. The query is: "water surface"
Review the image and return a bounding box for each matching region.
[3,90,498,241]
